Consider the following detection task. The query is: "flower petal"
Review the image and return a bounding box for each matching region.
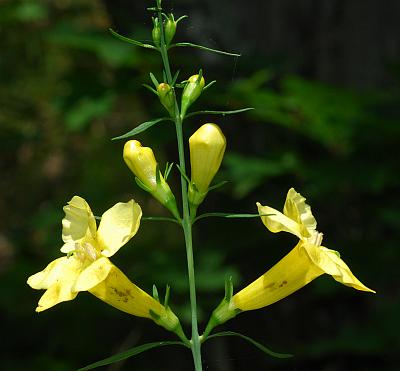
[62,196,97,244]
[283,188,316,237]
[89,263,164,318]
[27,256,81,289]
[305,244,375,293]
[257,202,304,238]
[27,256,82,311]
[74,257,113,292]
[96,200,142,257]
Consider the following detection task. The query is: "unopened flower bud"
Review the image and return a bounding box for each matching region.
[181,74,205,117]
[123,140,179,219]
[157,83,175,116]
[164,14,177,46]
[188,123,226,209]
[152,17,161,46]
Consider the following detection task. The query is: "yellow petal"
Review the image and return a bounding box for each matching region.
[233,242,324,311]
[283,188,317,237]
[257,202,304,238]
[96,200,142,257]
[35,282,79,312]
[62,196,97,244]
[305,244,375,293]
[89,264,165,318]
[27,256,82,311]
[27,256,81,289]
[74,256,113,291]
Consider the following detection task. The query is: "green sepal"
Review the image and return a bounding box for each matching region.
[164,162,174,180]
[224,276,233,301]
[185,107,254,119]
[155,163,161,185]
[112,117,171,140]
[152,284,160,301]
[109,28,156,50]
[134,177,152,192]
[164,284,170,307]
[142,83,158,95]
[169,42,240,57]
[77,341,186,370]
[206,331,293,359]
[150,72,160,87]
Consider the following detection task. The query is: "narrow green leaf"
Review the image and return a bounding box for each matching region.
[195,212,272,222]
[112,118,171,140]
[109,28,156,50]
[77,341,186,370]
[208,180,229,192]
[170,42,240,57]
[185,107,254,119]
[176,164,191,184]
[203,80,217,91]
[164,284,170,307]
[164,162,174,179]
[142,216,181,225]
[207,331,293,359]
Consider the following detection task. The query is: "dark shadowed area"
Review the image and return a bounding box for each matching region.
[1,0,399,370]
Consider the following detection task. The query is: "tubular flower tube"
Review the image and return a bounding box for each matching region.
[188,123,226,211]
[123,140,180,219]
[27,196,142,312]
[207,188,375,328]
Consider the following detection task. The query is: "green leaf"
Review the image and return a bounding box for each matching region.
[207,331,293,359]
[109,28,157,50]
[112,118,171,140]
[185,107,254,119]
[195,212,271,222]
[142,216,181,225]
[77,341,186,370]
[170,42,240,57]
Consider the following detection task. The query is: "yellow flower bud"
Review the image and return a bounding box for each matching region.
[123,140,179,219]
[157,83,175,116]
[181,74,205,118]
[188,123,226,209]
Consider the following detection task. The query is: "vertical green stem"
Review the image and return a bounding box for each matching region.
[157,7,203,371]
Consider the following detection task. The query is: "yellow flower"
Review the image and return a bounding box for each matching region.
[123,140,180,219]
[27,196,142,312]
[188,123,226,209]
[233,188,375,311]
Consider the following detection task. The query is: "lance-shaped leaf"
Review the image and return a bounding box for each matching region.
[170,42,240,57]
[109,29,157,50]
[185,107,254,119]
[112,118,171,140]
[78,341,187,370]
[206,331,293,359]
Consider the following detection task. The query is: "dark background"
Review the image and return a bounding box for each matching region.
[1,0,399,370]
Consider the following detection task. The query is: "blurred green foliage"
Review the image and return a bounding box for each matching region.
[1,0,399,370]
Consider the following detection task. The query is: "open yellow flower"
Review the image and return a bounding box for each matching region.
[234,188,375,311]
[27,196,142,312]
[206,188,375,330]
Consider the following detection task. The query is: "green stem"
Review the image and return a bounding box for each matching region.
[157,8,203,371]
